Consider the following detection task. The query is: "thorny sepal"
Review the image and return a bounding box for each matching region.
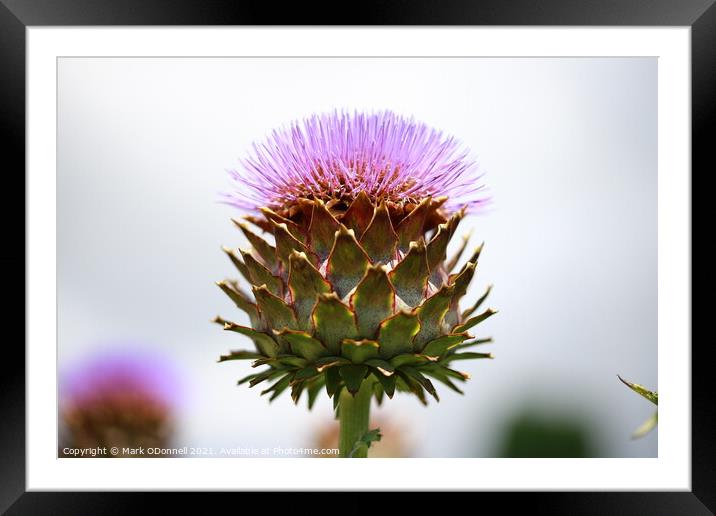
[312,293,359,355]
[326,226,371,299]
[389,239,430,308]
[359,202,398,264]
[351,265,395,338]
[287,251,331,330]
[223,322,280,358]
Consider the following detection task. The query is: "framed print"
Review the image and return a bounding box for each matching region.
[3,0,711,513]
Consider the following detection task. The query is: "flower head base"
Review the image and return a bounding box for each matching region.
[223,111,488,222]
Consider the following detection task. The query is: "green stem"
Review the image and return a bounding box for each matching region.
[338,379,373,458]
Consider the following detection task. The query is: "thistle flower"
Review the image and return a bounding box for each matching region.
[59,350,179,457]
[216,110,495,457]
[222,110,489,217]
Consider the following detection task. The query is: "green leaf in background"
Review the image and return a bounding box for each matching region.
[632,411,658,440]
[349,428,383,458]
[618,375,658,405]
[618,375,658,438]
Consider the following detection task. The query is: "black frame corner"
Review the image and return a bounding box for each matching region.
[4,0,712,513]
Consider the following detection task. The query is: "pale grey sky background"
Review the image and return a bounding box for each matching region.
[58,57,657,457]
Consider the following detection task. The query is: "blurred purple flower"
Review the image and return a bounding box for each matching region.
[61,348,180,411]
[223,110,489,214]
[59,347,182,456]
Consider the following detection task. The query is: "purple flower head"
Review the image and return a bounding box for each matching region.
[60,348,181,413]
[223,110,489,214]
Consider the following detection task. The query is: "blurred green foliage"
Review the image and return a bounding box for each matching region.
[496,411,598,458]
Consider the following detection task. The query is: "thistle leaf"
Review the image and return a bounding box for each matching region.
[215,281,261,328]
[378,311,420,358]
[422,334,469,357]
[450,261,477,300]
[308,200,342,261]
[445,229,471,273]
[341,339,380,364]
[292,366,320,383]
[466,242,485,267]
[223,322,280,358]
[249,368,284,388]
[291,381,307,404]
[364,358,395,376]
[374,384,384,406]
[234,220,277,271]
[325,367,342,397]
[339,364,369,394]
[252,285,297,332]
[421,364,464,394]
[212,315,229,326]
[445,262,477,328]
[243,215,273,234]
[260,207,305,242]
[461,284,493,320]
[349,428,382,458]
[314,356,350,372]
[261,374,292,401]
[396,371,428,405]
[426,222,451,272]
[373,371,396,398]
[389,240,430,307]
[239,249,283,297]
[618,375,659,438]
[277,329,326,361]
[414,285,454,351]
[632,411,658,439]
[326,226,370,299]
[389,353,435,368]
[221,246,252,283]
[401,366,439,401]
[441,351,493,363]
[453,308,497,333]
[351,265,395,338]
[360,202,398,264]
[272,221,315,269]
[617,376,660,436]
[307,377,326,409]
[424,196,450,231]
[287,251,331,330]
[453,337,493,351]
[270,355,308,368]
[237,372,261,385]
[442,367,470,382]
[446,207,465,238]
[217,349,263,362]
[618,375,658,405]
[333,386,343,412]
[312,293,359,355]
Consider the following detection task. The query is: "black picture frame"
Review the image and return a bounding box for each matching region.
[2,1,710,513]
